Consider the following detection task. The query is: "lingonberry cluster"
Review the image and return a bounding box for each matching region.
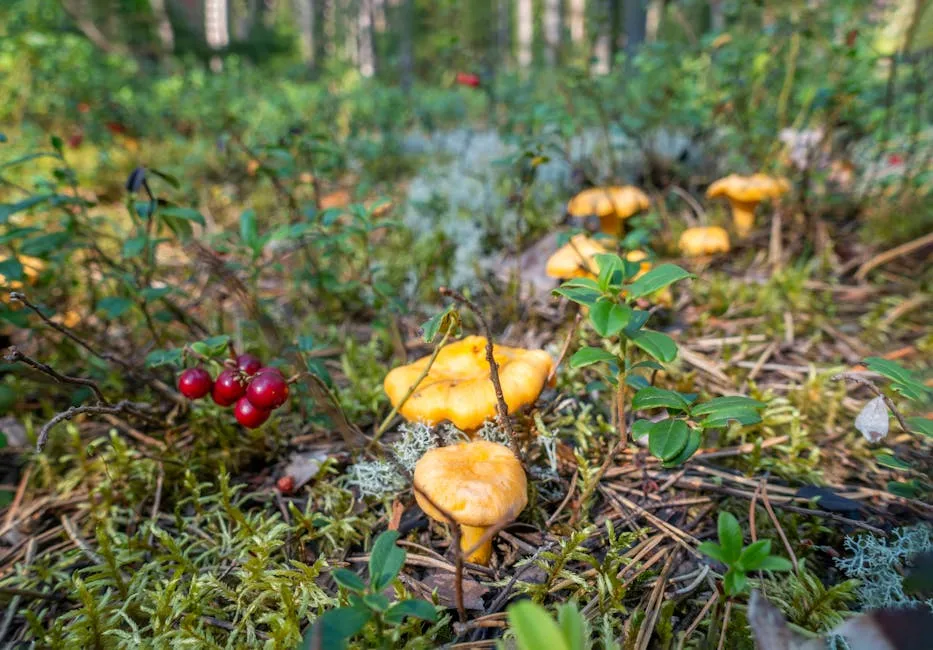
[177,353,289,429]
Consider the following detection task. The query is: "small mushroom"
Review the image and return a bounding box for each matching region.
[383,336,554,431]
[414,440,527,565]
[567,186,650,236]
[706,174,789,237]
[545,234,608,280]
[678,226,731,257]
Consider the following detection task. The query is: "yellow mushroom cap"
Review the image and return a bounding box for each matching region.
[545,235,607,279]
[567,186,650,219]
[706,174,789,203]
[413,440,527,529]
[625,250,653,276]
[383,336,554,431]
[678,226,731,256]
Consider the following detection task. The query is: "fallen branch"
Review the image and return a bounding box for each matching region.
[439,287,519,458]
[4,346,107,404]
[37,401,156,452]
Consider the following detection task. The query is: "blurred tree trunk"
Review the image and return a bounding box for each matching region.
[295,0,317,69]
[593,0,612,72]
[709,0,724,32]
[517,0,533,67]
[497,0,511,66]
[569,0,585,47]
[624,0,645,55]
[544,0,562,64]
[400,0,414,92]
[59,0,129,55]
[150,0,175,54]
[645,0,664,42]
[205,0,229,71]
[359,0,375,77]
[608,0,621,67]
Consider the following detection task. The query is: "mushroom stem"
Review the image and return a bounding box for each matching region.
[729,200,760,238]
[598,214,621,236]
[459,525,493,565]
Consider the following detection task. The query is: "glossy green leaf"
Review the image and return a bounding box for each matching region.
[630,329,678,363]
[864,357,931,402]
[362,593,390,611]
[385,599,438,624]
[557,603,587,650]
[698,542,728,564]
[718,512,743,564]
[632,386,691,411]
[699,408,763,429]
[907,416,933,437]
[420,306,461,342]
[723,569,748,595]
[589,299,631,337]
[631,419,653,439]
[661,427,702,467]
[691,396,766,416]
[332,568,366,592]
[313,606,371,649]
[737,540,771,570]
[554,285,601,306]
[507,601,569,650]
[875,453,910,470]
[569,347,617,368]
[98,297,133,319]
[369,530,406,592]
[240,208,259,251]
[625,263,693,299]
[648,419,689,461]
[0,258,24,282]
[754,555,794,572]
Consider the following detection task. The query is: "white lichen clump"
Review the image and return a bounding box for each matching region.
[835,525,933,611]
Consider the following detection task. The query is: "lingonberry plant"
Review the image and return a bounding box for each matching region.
[557,253,767,466]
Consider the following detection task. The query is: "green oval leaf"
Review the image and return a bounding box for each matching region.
[569,346,617,369]
[369,530,406,592]
[632,386,691,411]
[630,329,678,363]
[589,299,632,337]
[332,568,366,593]
[311,607,372,649]
[507,601,570,650]
[385,599,438,624]
[625,263,694,299]
[648,419,689,461]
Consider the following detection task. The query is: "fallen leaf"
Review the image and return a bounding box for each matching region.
[420,572,488,610]
[855,396,889,443]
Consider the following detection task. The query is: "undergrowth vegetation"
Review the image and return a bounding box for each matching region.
[0,0,931,648]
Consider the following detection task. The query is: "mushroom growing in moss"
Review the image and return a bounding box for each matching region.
[706,174,789,238]
[383,335,554,431]
[414,440,527,565]
[545,234,608,280]
[678,226,731,257]
[567,186,650,236]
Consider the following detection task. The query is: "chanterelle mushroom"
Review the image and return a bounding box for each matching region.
[383,336,554,431]
[545,234,607,280]
[706,174,789,238]
[678,226,731,257]
[414,440,527,565]
[567,186,650,236]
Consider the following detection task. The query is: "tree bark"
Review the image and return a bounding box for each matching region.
[517,0,533,67]
[593,0,612,73]
[569,0,585,46]
[400,0,414,92]
[296,0,317,69]
[149,0,175,54]
[709,0,724,32]
[645,0,664,42]
[543,0,562,64]
[358,0,375,77]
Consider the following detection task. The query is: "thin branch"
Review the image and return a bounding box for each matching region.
[4,346,107,403]
[371,329,452,446]
[831,372,913,435]
[37,401,156,452]
[438,287,519,458]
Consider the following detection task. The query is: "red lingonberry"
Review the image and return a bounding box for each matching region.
[256,366,284,377]
[236,353,262,375]
[276,475,296,494]
[246,372,289,410]
[234,397,270,428]
[212,369,246,406]
[178,368,212,400]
